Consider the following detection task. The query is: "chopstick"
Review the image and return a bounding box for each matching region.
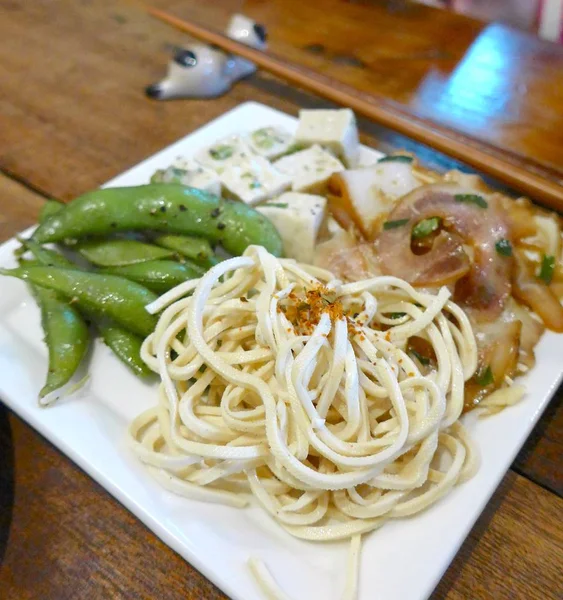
[147,6,563,211]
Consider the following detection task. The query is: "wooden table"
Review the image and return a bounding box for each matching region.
[0,1,561,599]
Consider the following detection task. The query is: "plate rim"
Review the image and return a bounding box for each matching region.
[0,100,560,600]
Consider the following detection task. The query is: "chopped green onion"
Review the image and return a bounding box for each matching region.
[389,312,406,319]
[171,167,188,178]
[252,128,277,149]
[495,239,513,257]
[539,254,555,284]
[383,218,410,230]
[476,365,494,386]
[252,128,287,150]
[281,142,307,157]
[412,217,440,239]
[454,194,488,209]
[209,145,234,160]
[264,202,289,209]
[249,181,262,189]
[378,155,413,164]
[409,349,430,366]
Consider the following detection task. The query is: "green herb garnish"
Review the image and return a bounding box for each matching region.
[249,181,262,189]
[383,218,410,230]
[495,238,512,257]
[389,312,406,319]
[476,365,494,386]
[265,202,289,209]
[280,142,307,157]
[252,128,282,150]
[409,349,430,366]
[209,145,234,160]
[412,217,440,239]
[539,254,555,284]
[171,167,188,178]
[378,155,413,164]
[454,194,488,209]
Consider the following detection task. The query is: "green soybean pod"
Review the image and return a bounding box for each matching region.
[98,322,152,378]
[75,239,175,267]
[19,238,75,268]
[153,233,213,260]
[152,234,219,268]
[32,184,283,257]
[1,266,158,337]
[100,260,203,294]
[38,200,64,224]
[16,247,153,381]
[30,284,90,401]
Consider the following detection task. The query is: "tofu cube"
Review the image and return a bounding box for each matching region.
[257,192,327,263]
[274,145,344,194]
[294,109,360,167]
[245,126,294,160]
[328,160,420,238]
[219,156,291,205]
[151,159,221,196]
[195,135,254,173]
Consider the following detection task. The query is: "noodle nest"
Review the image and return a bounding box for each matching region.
[130,245,480,543]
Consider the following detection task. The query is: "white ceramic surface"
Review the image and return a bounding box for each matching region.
[0,102,561,600]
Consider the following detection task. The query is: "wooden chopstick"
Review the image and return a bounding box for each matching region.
[147,6,563,211]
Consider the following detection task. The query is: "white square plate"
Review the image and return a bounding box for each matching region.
[0,102,561,600]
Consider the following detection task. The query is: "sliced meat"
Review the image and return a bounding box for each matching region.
[314,230,381,281]
[377,183,513,320]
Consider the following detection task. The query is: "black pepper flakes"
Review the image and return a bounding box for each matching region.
[210,208,221,218]
[160,206,166,213]
[110,222,117,228]
[217,222,226,230]
[179,204,187,212]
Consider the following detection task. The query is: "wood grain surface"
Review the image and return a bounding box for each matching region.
[152,0,563,179]
[0,0,562,599]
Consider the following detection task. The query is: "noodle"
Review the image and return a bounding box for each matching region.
[130,245,481,597]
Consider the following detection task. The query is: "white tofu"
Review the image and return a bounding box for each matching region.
[357,147,382,168]
[245,126,294,160]
[294,109,360,167]
[329,160,420,238]
[274,145,344,194]
[369,159,420,199]
[151,159,221,196]
[257,192,327,263]
[219,156,291,205]
[195,135,254,173]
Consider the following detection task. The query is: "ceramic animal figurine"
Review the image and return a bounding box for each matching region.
[146,14,267,100]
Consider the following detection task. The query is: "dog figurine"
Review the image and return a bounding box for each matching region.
[146,14,267,100]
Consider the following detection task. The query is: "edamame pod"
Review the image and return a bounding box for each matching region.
[19,238,75,268]
[38,200,64,224]
[100,260,203,293]
[153,233,212,260]
[33,184,283,257]
[152,234,219,268]
[98,322,152,378]
[30,284,90,400]
[76,239,174,267]
[1,266,158,337]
